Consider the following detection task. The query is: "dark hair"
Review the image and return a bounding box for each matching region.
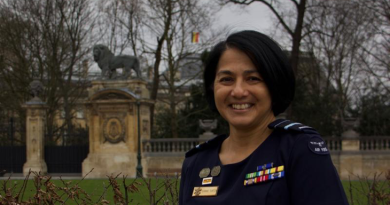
[204,30,295,116]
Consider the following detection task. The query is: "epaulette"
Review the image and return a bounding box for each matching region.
[268,119,319,135]
[185,135,227,158]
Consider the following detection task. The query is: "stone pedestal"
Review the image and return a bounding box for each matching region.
[22,99,48,176]
[339,121,362,179]
[82,79,152,178]
[199,132,216,139]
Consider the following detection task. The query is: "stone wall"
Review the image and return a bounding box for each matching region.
[142,138,390,180]
[143,153,184,177]
[331,151,390,180]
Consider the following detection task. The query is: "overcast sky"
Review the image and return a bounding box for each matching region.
[213,2,292,49]
[215,3,274,36]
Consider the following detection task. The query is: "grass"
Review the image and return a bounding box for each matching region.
[342,174,390,205]
[1,173,180,205]
[1,174,389,204]
[343,181,370,204]
[2,179,144,204]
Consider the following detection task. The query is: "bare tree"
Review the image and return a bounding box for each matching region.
[99,0,220,137]
[145,0,174,134]
[303,0,374,121]
[357,0,390,93]
[97,0,173,132]
[0,0,95,142]
[97,0,145,56]
[224,0,310,75]
[157,0,216,138]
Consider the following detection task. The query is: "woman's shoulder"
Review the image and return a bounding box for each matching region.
[268,119,330,155]
[269,120,348,204]
[185,134,228,159]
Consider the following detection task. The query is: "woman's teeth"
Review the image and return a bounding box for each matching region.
[232,104,251,110]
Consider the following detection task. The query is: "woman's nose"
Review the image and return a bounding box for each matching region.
[231,81,248,97]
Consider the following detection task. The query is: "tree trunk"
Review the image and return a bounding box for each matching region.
[149,0,172,136]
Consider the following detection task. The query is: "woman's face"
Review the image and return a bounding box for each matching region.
[213,47,274,129]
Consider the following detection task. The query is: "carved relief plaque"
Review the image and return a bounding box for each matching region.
[103,117,125,143]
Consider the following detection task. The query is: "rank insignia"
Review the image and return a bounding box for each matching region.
[257,162,273,171]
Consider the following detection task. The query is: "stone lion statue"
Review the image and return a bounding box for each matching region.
[93,44,141,79]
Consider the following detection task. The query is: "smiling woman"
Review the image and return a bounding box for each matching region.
[214,48,273,134]
[179,31,349,205]
[214,47,275,165]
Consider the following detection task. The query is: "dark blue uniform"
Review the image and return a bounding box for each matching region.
[179,119,349,205]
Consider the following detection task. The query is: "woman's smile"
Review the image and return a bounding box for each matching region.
[231,103,253,110]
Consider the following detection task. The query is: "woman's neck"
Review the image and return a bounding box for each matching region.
[219,114,276,165]
[228,114,275,146]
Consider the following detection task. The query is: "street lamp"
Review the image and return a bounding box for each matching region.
[136,100,143,177]
[9,117,14,173]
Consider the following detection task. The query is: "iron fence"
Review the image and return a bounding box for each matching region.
[0,118,26,175]
[44,132,89,173]
[44,131,89,146]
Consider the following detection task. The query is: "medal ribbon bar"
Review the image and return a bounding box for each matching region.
[246,165,284,179]
[244,171,285,186]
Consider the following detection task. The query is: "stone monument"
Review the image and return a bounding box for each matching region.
[22,78,48,176]
[82,47,152,178]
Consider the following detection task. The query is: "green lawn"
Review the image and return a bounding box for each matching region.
[1,178,388,204]
[342,180,389,204]
[1,177,180,205]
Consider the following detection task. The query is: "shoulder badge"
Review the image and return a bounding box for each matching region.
[185,135,227,158]
[307,136,330,155]
[268,119,319,135]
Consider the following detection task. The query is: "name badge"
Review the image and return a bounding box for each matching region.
[192,186,218,197]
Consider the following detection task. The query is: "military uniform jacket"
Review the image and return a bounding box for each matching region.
[179,119,349,205]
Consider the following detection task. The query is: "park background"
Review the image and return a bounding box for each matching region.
[0,0,389,204]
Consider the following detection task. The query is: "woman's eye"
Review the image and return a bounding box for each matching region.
[248,76,262,82]
[219,77,233,82]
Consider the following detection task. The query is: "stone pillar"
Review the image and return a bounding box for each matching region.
[22,100,48,176]
[339,118,362,180]
[82,79,153,178]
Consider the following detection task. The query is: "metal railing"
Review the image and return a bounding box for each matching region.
[142,138,206,153]
[142,136,390,153]
[359,137,390,151]
[323,137,342,151]
[142,137,344,153]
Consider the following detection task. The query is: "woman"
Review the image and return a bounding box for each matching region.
[179,31,349,205]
